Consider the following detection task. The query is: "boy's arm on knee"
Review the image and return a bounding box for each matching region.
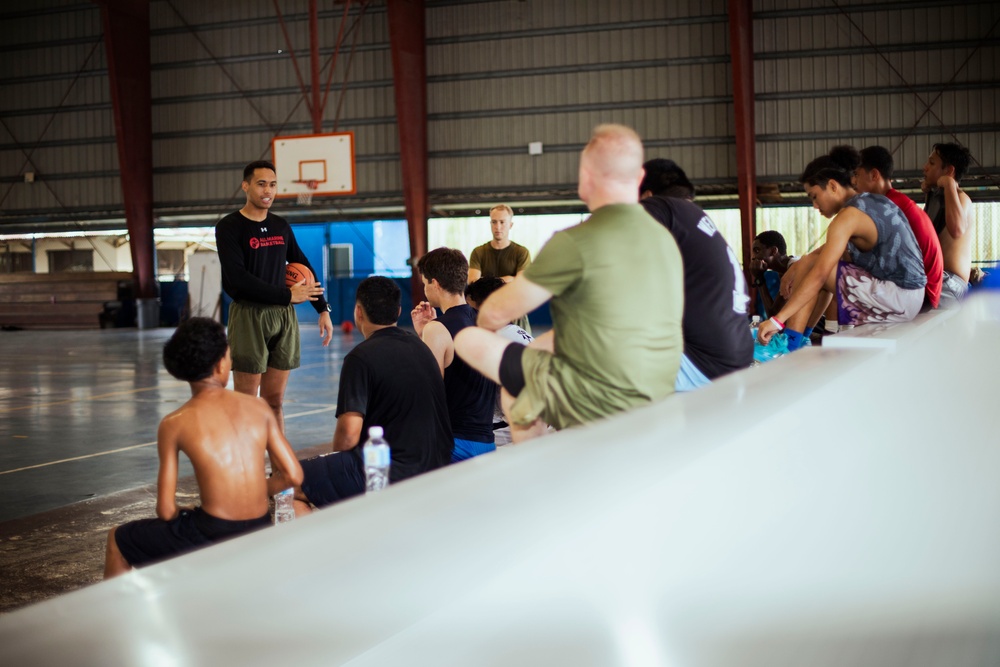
[776,218,854,324]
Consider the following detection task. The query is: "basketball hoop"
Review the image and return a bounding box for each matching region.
[293,179,318,206]
[272,133,356,201]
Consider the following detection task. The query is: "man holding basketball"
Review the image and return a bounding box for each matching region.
[216,160,333,431]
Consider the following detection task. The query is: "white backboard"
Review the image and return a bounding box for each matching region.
[272,132,356,198]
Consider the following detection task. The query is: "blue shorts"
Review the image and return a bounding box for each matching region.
[299,452,365,508]
[451,437,495,463]
[674,353,711,392]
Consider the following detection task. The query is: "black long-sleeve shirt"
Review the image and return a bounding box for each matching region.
[215,210,329,313]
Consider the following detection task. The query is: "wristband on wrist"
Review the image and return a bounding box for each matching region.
[769,316,785,331]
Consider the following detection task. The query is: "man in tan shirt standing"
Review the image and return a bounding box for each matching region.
[468,204,532,333]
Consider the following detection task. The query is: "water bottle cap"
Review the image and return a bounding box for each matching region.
[369,426,384,438]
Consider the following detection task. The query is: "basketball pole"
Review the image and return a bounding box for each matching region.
[387,0,429,310]
[308,0,322,134]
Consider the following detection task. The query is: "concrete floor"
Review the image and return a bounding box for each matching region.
[0,325,360,612]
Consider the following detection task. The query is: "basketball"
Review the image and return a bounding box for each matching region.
[285,262,315,287]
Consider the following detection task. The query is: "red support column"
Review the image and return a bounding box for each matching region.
[728,0,757,275]
[309,0,323,133]
[98,0,157,325]
[387,0,428,308]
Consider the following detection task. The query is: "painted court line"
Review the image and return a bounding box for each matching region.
[0,363,335,413]
[0,441,158,476]
[0,385,176,414]
[0,406,337,476]
[279,406,337,418]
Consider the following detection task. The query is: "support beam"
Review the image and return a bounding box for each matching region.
[309,0,323,134]
[97,0,157,324]
[728,0,757,274]
[387,0,428,308]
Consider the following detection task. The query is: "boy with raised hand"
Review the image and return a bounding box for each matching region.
[104,318,303,578]
[413,248,497,461]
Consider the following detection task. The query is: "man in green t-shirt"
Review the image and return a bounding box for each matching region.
[468,204,532,333]
[454,124,684,443]
[468,204,531,284]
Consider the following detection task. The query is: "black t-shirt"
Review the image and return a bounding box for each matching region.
[215,210,329,313]
[640,196,753,379]
[339,327,453,482]
[437,304,496,443]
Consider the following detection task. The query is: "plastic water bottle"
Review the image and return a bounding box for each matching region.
[749,315,762,367]
[363,426,391,493]
[274,487,295,524]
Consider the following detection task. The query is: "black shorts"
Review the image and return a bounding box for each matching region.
[299,452,365,508]
[499,343,527,396]
[115,507,270,568]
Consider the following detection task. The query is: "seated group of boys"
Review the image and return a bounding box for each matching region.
[752,143,974,350]
[104,128,975,579]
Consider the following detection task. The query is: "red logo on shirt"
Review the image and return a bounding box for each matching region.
[248,236,285,250]
[249,235,285,250]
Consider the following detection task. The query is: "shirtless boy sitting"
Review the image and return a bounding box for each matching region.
[104,317,303,578]
[922,142,974,307]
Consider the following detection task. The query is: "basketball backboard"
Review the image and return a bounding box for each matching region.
[272,132,356,198]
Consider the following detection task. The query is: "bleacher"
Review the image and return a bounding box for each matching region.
[1,295,997,665]
[0,272,132,330]
[820,306,958,351]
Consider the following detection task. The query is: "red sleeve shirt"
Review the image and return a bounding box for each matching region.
[886,189,944,308]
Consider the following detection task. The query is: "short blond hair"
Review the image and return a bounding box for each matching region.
[489,204,513,218]
[582,124,644,186]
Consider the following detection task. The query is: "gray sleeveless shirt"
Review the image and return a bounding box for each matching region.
[845,193,927,291]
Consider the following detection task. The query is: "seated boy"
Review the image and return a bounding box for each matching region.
[267,276,453,513]
[749,230,797,320]
[466,276,532,446]
[105,318,303,578]
[639,158,753,389]
[412,248,497,461]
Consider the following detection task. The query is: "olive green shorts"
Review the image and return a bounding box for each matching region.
[227,302,300,374]
[508,348,667,431]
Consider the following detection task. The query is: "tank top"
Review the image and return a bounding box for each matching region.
[437,304,496,443]
[845,193,927,291]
